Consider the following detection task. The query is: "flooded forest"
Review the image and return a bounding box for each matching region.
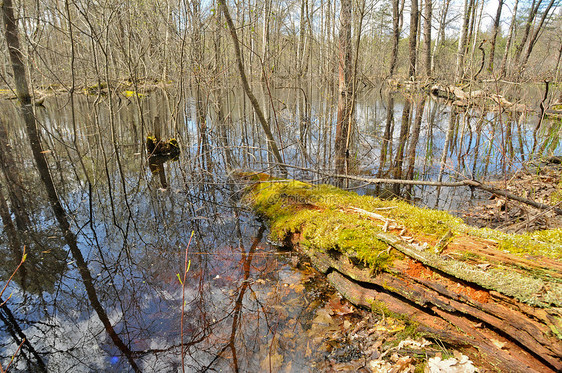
[1,0,562,372]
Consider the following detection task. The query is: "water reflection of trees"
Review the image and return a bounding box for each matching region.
[0,87,560,370]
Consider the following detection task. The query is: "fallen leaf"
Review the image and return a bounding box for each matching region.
[427,353,477,373]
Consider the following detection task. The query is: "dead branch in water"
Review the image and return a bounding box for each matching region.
[275,164,562,216]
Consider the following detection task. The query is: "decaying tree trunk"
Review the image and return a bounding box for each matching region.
[240,175,562,373]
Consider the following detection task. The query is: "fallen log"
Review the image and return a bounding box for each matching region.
[429,84,529,112]
[240,175,562,373]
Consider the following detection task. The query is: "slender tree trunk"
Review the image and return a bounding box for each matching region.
[389,0,401,76]
[408,0,419,79]
[555,42,562,82]
[423,0,432,77]
[468,0,484,76]
[455,0,473,81]
[513,0,541,65]
[219,1,287,176]
[519,0,557,73]
[499,0,519,78]
[393,99,412,195]
[335,0,353,179]
[487,0,504,73]
[190,2,211,171]
[1,1,141,371]
[213,3,234,170]
[378,95,394,179]
[406,97,426,181]
[431,0,450,73]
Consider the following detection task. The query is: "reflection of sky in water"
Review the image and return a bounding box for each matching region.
[0,89,558,370]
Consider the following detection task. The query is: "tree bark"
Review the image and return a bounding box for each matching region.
[431,0,451,73]
[455,0,473,81]
[389,0,401,76]
[423,0,432,77]
[513,0,542,66]
[392,99,412,194]
[499,0,519,78]
[519,0,557,73]
[408,0,419,79]
[377,94,394,180]
[487,0,503,73]
[335,0,353,179]
[405,97,426,182]
[243,177,562,373]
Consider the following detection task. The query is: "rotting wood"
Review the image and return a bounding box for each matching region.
[387,79,529,112]
[240,176,562,373]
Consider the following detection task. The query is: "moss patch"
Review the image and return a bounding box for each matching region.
[250,181,392,269]
[248,180,562,262]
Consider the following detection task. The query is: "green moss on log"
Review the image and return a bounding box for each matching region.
[248,179,562,262]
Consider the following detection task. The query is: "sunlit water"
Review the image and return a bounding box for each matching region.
[0,86,559,371]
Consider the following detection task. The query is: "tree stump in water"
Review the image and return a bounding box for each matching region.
[239,174,562,373]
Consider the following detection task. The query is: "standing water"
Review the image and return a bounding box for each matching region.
[0,85,559,371]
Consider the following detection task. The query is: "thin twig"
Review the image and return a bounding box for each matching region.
[180,231,194,373]
[273,164,562,215]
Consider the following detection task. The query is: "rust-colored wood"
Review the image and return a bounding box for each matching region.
[272,197,562,372]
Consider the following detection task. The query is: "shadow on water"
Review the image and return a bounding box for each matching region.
[0,85,560,371]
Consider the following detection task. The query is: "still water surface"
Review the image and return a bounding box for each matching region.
[0,86,558,371]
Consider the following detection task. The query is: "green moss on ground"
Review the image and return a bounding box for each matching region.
[248,180,562,263]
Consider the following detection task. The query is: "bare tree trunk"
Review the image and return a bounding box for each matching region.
[378,94,395,180]
[519,0,557,73]
[389,0,401,76]
[423,0,432,77]
[487,0,504,73]
[335,0,353,179]
[431,0,451,73]
[262,0,272,81]
[555,42,562,82]
[213,3,234,170]
[499,0,519,78]
[468,0,484,76]
[1,1,141,371]
[219,1,287,176]
[513,0,542,65]
[455,0,473,81]
[408,0,419,79]
[406,97,426,182]
[393,99,412,195]
[189,2,211,171]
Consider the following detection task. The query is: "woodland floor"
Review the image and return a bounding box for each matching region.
[302,159,562,373]
[463,158,562,233]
